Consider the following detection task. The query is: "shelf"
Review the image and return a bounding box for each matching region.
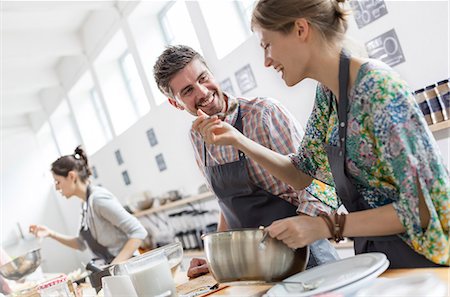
[134,191,215,217]
[429,120,450,132]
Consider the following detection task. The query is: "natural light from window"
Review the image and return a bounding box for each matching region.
[199,1,252,59]
[68,72,113,154]
[159,1,202,54]
[94,30,144,135]
[49,100,82,155]
[128,1,169,106]
[119,51,150,116]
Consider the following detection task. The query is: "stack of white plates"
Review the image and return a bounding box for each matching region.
[264,253,389,297]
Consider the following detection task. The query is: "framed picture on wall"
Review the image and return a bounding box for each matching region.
[235,64,257,94]
[115,149,124,165]
[92,166,98,179]
[155,153,167,172]
[146,128,158,147]
[365,29,405,67]
[220,78,235,96]
[350,0,388,29]
[122,170,131,186]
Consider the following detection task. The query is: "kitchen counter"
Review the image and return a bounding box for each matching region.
[176,267,449,296]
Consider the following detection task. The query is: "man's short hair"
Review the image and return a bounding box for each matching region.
[153,45,207,97]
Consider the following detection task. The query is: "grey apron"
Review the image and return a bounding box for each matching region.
[204,106,339,267]
[325,50,442,268]
[80,185,115,264]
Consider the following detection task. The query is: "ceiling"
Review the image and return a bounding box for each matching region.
[1,1,169,134]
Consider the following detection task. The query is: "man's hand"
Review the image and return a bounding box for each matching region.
[187,258,209,279]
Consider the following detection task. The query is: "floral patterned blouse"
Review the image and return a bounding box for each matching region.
[290,60,450,265]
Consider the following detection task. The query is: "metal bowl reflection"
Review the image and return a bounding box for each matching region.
[0,248,41,280]
[202,229,309,283]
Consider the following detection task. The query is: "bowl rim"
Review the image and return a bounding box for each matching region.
[0,248,41,268]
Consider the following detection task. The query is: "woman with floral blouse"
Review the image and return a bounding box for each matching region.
[193,0,449,267]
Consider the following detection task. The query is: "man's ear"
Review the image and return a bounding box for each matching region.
[294,18,310,41]
[168,98,185,110]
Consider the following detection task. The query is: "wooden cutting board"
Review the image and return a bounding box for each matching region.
[176,274,271,297]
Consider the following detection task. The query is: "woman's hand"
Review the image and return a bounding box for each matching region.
[29,224,51,238]
[265,215,330,249]
[192,110,243,146]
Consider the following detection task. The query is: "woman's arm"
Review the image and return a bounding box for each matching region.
[193,111,313,190]
[267,204,406,248]
[110,238,143,265]
[29,225,83,250]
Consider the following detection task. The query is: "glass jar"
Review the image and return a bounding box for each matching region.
[38,275,72,297]
[436,79,450,120]
[413,88,433,125]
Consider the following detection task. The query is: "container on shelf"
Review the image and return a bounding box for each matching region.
[413,88,434,125]
[436,79,450,120]
[424,84,447,123]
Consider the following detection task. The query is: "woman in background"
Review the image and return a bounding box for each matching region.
[193,0,449,267]
[29,146,147,265]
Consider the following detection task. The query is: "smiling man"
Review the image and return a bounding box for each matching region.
[153,45,340,277]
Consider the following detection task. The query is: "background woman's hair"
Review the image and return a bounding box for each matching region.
[251,0,349,45]
[51,145,92,182]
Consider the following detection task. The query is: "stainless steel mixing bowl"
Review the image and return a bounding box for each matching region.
[0,248,41,280]
[202,229,309,283]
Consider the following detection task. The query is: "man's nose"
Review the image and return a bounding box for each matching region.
[196,83,209,97]
[264,53,273,68]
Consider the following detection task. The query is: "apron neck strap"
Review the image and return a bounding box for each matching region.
[203,105,244,166]
[337,49,351,152]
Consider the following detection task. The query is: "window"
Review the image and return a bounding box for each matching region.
[127,1,168,106]
[94,31,145,135]
[36,122,60,166]
[119,51,150,116]
[68,72,113,154]
[199,0,254,59]
[159,1,202,54]
[49,100,82,155]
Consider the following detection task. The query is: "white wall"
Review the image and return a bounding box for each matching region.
[0,128,80,272]
[2,0,448,274]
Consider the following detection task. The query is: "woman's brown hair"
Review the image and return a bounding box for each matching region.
[51,145,92,182]
[251,0,349,45]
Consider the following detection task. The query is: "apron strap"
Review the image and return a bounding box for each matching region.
[203,103,245,166]
[337,49,351,155]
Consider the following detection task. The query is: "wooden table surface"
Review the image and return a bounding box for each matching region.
[176,267,449,297]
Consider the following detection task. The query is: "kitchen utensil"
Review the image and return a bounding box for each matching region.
[86,261,111,293]
[202,229,309,283]
[179,283,220,297]
[258,230,269,251]
[0,248,41,280]
[208,97,238,120]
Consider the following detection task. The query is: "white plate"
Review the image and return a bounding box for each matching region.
[265,253,388,297]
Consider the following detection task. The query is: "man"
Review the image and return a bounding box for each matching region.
[153,45,339,278]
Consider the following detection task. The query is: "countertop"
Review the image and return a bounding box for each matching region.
[176,268,449,297]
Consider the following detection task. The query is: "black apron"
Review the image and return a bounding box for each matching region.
[80,185,115,264]
[324,50,442,268]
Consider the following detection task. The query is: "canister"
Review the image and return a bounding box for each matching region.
[38,274,72,297]
[436,79,450,120]
[413,88,434,125]
[424,84,446,123]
